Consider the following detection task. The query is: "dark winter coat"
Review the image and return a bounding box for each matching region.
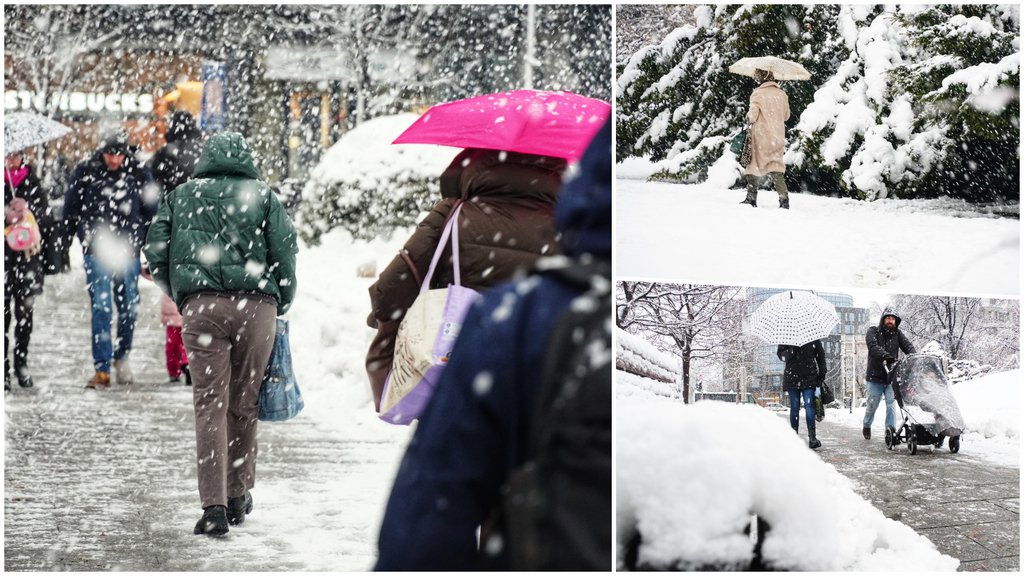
[4,165,52,297]
[865,308,916,385]
[150,112,204,195]
[143,132,298,316]
[777,339,827,391]
[61,150,158,256]
[365,148,567,409]
[376,119,611,570]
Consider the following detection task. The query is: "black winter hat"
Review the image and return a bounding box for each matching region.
[100,130,130,155]
[167,110,199,140]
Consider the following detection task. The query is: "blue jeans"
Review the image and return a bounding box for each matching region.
[863,379,896,430]
[83,254,140,373]
[788,388,816,431]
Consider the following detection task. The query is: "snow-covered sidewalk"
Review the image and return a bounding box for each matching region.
[827,369,1020,468]
[615,178,1019,296]
[4,231,414,570]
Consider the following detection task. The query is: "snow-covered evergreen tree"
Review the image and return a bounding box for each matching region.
[617,4,1020,202]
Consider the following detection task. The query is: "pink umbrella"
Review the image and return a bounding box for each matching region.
[393,90,610,162]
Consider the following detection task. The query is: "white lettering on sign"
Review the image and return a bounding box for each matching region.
[3,90,155,114]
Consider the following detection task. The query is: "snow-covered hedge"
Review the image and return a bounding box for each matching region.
[616,327,680,383]
[298,113,459,243]
[617,398,959,571]
[615,371,679,401]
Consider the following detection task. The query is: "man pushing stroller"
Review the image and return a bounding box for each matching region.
[862,309,916,441]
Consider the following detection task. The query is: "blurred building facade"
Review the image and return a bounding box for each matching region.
[5,4,611,191]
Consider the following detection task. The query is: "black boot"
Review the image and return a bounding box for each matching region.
[182,364,192,387]
[740,197,757,207]
[227,490,253,525]
[194,505,229,536]
[808,424,821,449]
[862,426,870,440]
[15,366,32,388]
[779,198,790,209]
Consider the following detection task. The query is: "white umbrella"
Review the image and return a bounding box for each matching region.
[4,112,72,155]
[729,56,811,81]
[749,290,838,346]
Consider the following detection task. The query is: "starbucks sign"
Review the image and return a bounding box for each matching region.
[4,90,155,115]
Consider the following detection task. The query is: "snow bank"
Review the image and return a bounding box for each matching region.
[615,327,679,383]
[952,369,1020,440]
[617,399,959,571]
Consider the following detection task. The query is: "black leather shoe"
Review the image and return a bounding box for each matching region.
[227,491,253,525]
[194,505,229,536]
[862,427,871,440]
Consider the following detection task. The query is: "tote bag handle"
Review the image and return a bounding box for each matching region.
[419,202,465,294]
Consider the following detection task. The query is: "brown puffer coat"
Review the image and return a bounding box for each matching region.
[366,148,566,410]
[744,81,790,177]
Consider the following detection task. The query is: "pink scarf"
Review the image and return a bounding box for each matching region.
[4,166,29,190]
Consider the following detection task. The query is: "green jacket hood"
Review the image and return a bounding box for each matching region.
[192,132,260,180]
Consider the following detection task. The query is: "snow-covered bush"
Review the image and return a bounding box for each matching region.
[920,340,993,383]
[298,113,458,243]
[617,399,959,571]
[616,327,681,383]
[617,4,1020,202]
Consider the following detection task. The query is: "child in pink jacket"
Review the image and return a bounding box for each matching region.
[142,265,190,385]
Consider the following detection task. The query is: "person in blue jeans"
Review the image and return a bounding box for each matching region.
[862,309,916,440]
[62,130,157,388]
[777,339,827,449]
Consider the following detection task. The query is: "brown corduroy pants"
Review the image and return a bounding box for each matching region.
[181,293,277,509]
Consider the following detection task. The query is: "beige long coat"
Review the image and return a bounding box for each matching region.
[744,81,790,176]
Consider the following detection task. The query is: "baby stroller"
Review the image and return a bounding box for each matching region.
[884,353,964,455]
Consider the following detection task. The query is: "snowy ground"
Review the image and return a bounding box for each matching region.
[616,366,1020,571]
[828,369,1020,468]
[615,176,1019,296]
[4,228,416,570]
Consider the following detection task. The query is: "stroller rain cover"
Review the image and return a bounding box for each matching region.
[892,354,966,437]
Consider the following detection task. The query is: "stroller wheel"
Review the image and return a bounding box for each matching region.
[949,436,960,453]
[908,430,917,455]
[884,427,894,450]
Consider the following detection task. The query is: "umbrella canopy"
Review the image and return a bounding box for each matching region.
[749,290,838,346]
[392,89,610,162]
[4,112,72,155]
[729,56,811,81]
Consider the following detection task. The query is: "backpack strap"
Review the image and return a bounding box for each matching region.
[419,201,464,294]
[532,258,612,448]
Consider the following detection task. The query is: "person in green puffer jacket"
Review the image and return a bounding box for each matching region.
[143,131,297,537]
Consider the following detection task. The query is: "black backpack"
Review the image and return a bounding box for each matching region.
[498,258,612,571]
